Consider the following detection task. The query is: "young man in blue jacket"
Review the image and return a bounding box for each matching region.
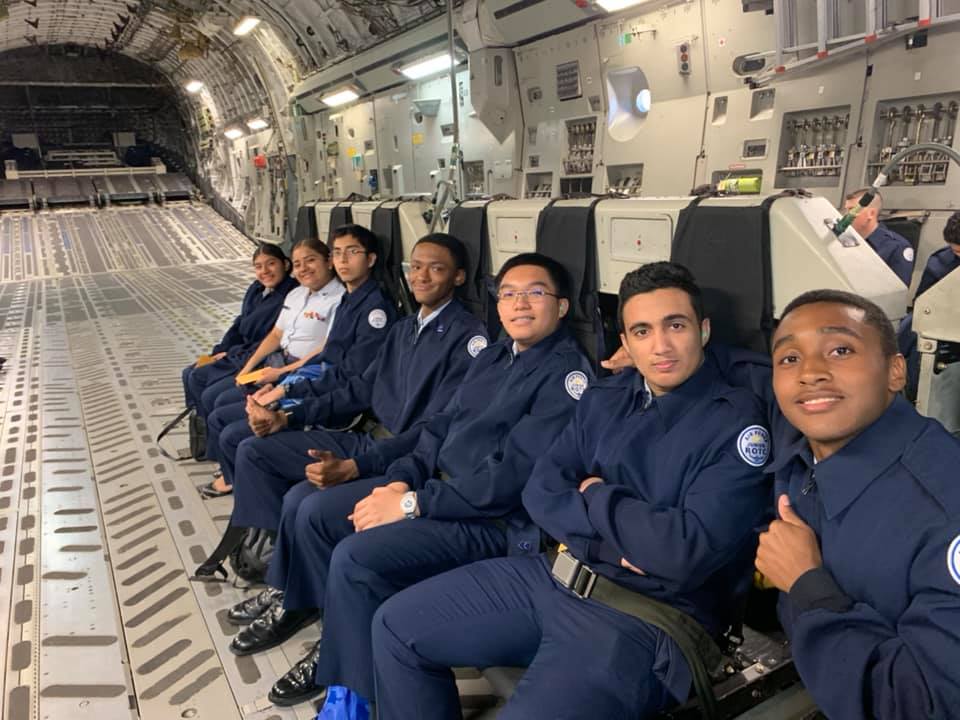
[370,262,772,719]
[757,289,960,720]
[238,253,593,709]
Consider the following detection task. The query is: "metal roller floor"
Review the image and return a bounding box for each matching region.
[0,204,323,720]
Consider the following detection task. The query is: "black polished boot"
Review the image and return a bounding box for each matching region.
[268,640,327,707]
[229,603,319,655]
[227,587,283,625]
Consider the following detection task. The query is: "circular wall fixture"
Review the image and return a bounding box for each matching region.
[635,88,652,114]
[606,66,651,143]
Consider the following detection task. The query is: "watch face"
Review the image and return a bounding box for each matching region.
[401,494,416,513]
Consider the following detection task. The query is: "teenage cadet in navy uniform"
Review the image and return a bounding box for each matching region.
[200,236,345,496]
[756,289,960,720]
[915,209,960,297]
[843,188,915,285]
[181,243,297,418]
[370,262,772,719]
[214,233,481,552]
[234,253,593,709]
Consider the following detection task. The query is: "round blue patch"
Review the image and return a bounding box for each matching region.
[948,535,960,587]
[564,371,589,400]
[737,425,770,467]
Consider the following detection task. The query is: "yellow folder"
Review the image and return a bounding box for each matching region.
[236,368,267,385]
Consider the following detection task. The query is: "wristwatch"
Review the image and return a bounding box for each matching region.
[400,491,418,520]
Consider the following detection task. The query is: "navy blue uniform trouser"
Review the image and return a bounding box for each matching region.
[266,477,388,608]
[230,428,379,533]
[182,361,238,415]
[311,517,507,699]
[372,555,690,720]
[198,373,240,419]
[204,388,248,469]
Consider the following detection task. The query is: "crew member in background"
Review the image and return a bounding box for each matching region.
[915,210,960,297]
[842,188,914,286]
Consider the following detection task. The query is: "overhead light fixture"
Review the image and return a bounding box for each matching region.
[321,87,359,107]
[232,16,261,36]
[224,127,245,140]
[246,118,269,130]
[596,0,653,11]
[185,80,204,93]
[398,52,453,80]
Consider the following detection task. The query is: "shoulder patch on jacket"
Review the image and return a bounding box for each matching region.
[564,371,589,400]
[368,309,387,329]
[467,335,488,358]
[737,425,770,467]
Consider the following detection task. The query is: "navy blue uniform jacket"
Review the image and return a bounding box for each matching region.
[523,359,771,635]
[370,329,593,552]
[866,224,914,286]
[214,275,299,359]
[773,396,960,720]
[293,277,397,388]
[286,300,488,476]
[915,244,960,298]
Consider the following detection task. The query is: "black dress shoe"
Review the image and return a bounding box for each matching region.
[268,641,327,707]
[227,587,283,625]
[229,604,319,656]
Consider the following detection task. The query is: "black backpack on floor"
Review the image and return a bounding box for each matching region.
[191,524,275,584]
[157,407,207,461]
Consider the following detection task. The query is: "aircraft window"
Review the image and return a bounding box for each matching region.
[606,66,650,143]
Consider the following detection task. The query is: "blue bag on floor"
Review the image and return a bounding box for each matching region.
[316,686,370,720]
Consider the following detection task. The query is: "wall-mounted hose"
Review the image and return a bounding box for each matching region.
[832,141,960,236]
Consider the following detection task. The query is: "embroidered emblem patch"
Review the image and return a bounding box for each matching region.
[368,309,387,329]
[948,535,960,587]
[903,246,915,263]
[467,335,488,358]
[564,371,589,400]
[737,425,770,467]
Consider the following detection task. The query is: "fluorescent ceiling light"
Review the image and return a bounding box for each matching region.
[246,118,269,130]
[185,80,204,93]
[399,52,453,80]
[232,16,261,36]
[596,0,653,11]
[321,87,359,107]
[224,127,245,140]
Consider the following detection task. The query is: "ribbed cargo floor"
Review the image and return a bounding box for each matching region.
[0,204,322,720]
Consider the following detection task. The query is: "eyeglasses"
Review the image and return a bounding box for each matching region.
[496,288,559,303]
[332,247,367,259]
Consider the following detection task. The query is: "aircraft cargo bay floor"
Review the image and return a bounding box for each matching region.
[0,203,378,720]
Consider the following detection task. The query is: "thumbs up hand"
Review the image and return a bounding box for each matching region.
[755,494,823,592]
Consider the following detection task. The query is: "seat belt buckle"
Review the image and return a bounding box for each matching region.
[551,548,597,599]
